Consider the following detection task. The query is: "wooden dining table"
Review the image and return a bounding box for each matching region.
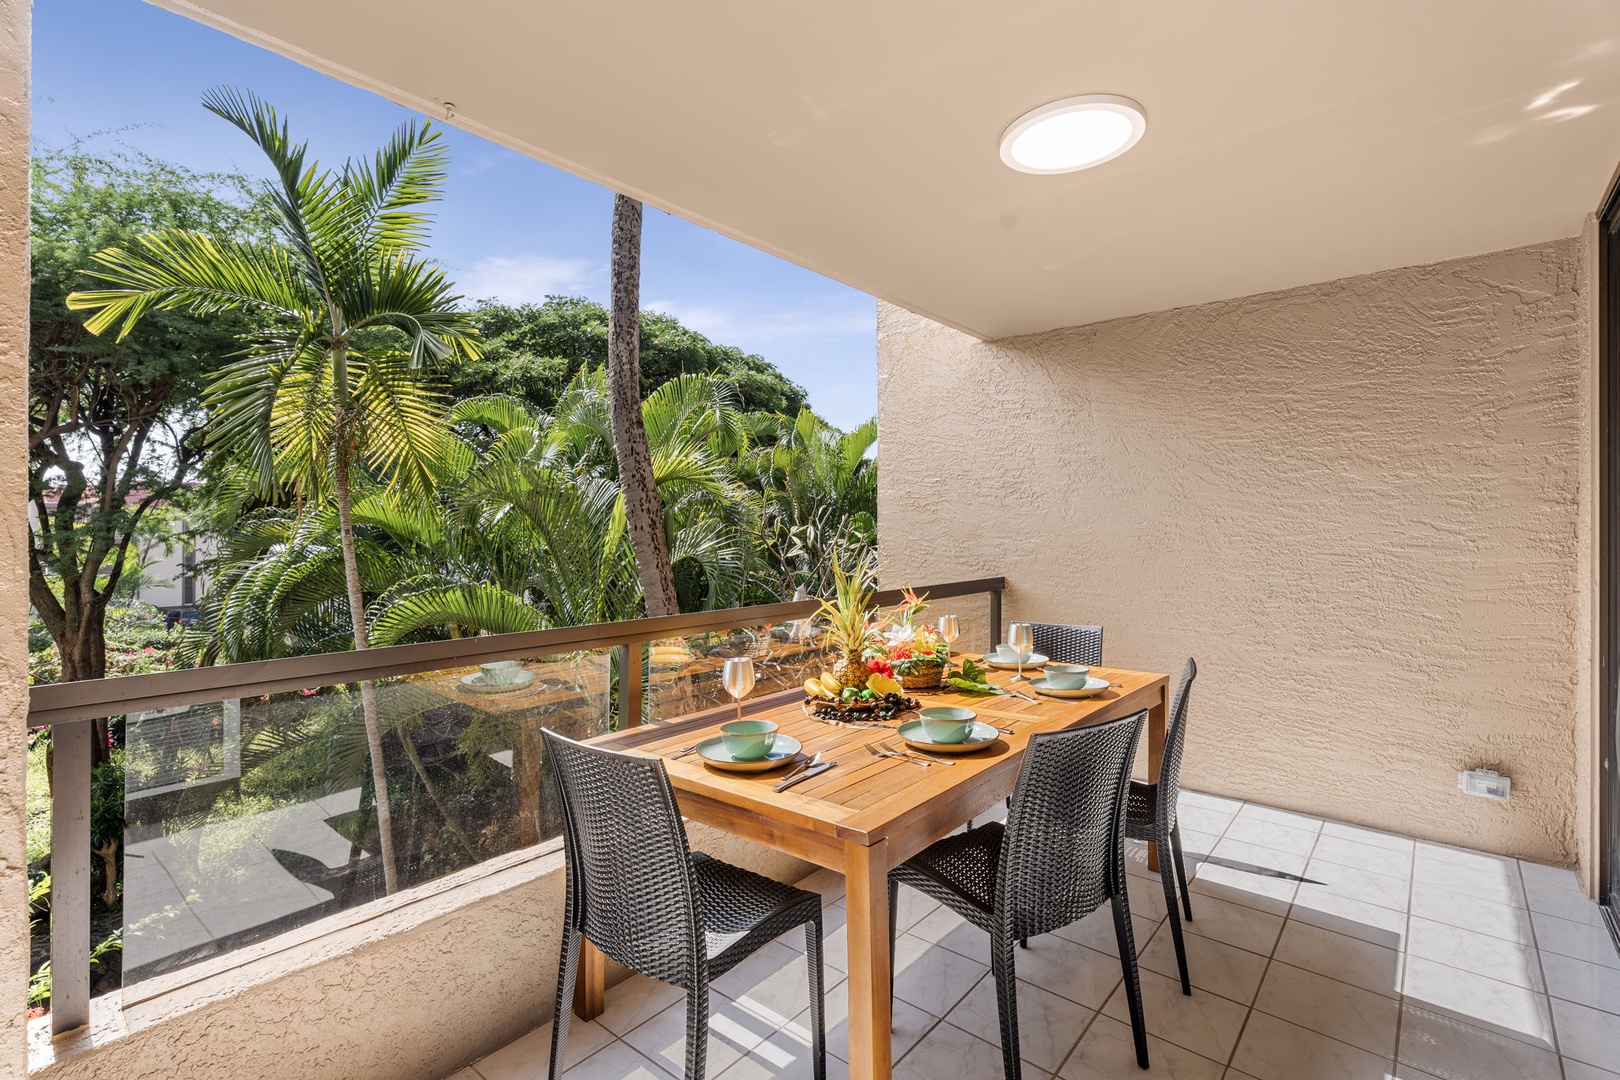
[581,658,1170,1080]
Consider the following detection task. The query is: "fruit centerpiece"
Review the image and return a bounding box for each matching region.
[874,589,949,691]
[802,556,921,724]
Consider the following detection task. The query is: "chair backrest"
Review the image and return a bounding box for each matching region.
[541,729,702,980]
[1030,623,1103,665]
[1157,658,1198,833]
[996,709,1146,940]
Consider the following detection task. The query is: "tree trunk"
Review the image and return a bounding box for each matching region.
[607,194,680,619]
[333,446,401,895]
[606,194,694,721]
[56,601,112,770]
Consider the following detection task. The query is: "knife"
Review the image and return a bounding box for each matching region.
[775,761,836,792]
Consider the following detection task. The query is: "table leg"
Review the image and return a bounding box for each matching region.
[573,938,606,1020]
[1146,680,1169,873]
[844,838,894,1080]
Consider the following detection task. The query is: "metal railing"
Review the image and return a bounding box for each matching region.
[28,576,1004,1034]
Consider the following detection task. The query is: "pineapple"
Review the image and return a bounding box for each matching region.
[817,554,883,690]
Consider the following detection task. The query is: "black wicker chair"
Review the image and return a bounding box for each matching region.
[889,711,1151,1078]
[1029,622,1104,665]
[542,730,827,1080]
[1125,657,1198,995]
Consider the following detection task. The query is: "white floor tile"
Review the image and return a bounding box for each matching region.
[1298,861,1411,914]
[1289,887,1409,952]
[1396,1002,1561,1080]
[1272,921,1402,999]
[1209,835,1310,878]
[1407,882,1536,945]
[595,975,687,1037]
[1253,959,1399,1056]
[1012,937,1128,1010]
[1170,893,1285,955]
[1229,1010,1394,1080]
[944,971,1092,1072]
[1553,995,1620,1070]
[1318,821,1416,855]
[621,994,769,1077]
[1138,923,1269,1004]
[1049,906,1160,959]
[1405,915,1545,991]
[891,931,989,1017]
[1539,949,1620,1013]
[1232,804,1322,834]
[560,1039,674,1079]
[1400,957,1555,1051]
[1099,967,1248,1062]
[894,1019,1046,1080]
[1564,1059,1620,1080]
[781,976,937,1065]
[1057,1014,1223,1080]
[1531,910,1620,969]
[1190,859,1299,916]
[1411,851,1525,910]
[475,1019,614,1080]
[1307,833,1414,881]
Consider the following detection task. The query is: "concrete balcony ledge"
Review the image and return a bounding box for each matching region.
[28,824,807,1080]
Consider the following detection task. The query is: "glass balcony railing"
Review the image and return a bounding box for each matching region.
[25,577,1004,1033]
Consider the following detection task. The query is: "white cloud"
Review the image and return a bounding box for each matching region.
[456,253,600,305]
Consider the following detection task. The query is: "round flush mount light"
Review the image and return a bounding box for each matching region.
[999,94,1147,174]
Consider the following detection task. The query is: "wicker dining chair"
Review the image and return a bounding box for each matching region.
[1029,622,1103,665]
[1125,657,1198,995]
[542,730,827,1080]
[889,711,1151,1078]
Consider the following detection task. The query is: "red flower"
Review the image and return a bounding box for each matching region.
[867,659,894,678]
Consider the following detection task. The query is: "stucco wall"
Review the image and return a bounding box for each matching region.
[30,829,807,1079]
[0,0,29,1073]
[878,238,1589,866]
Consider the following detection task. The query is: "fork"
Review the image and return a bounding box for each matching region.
[881,739,956,766]
[671,741,704,759]
[866,741,929,767]
[776,752,822,786]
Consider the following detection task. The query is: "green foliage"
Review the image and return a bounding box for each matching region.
[29,146,271,680]
[458,297,808,416]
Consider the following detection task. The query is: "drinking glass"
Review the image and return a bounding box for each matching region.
[722,656,756,723]
[937,615,960,674]
[1008,622,1034,682]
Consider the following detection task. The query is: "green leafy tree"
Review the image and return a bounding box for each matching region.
[28,150,267,757]
[67,89,482,894]
[458,296,809,417]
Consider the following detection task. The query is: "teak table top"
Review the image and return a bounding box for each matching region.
[593,661,1167,863]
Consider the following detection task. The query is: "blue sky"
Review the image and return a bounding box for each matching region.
[30,0,878,430]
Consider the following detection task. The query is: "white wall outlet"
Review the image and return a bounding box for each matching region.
[1457,768,1511,802]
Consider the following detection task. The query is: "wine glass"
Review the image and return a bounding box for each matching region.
[722,656,756,724]
[937,615,960,675]
[1008,622,1034,682]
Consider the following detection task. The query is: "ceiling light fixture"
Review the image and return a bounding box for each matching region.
[999,94,1146,174]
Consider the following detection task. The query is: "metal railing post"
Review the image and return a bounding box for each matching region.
[49,719,92,1034]
[988,588,1003,650]
[617,642,644,728]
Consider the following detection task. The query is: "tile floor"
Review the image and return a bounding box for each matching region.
[451,792,1620,1079]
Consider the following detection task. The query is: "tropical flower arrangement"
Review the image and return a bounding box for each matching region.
[870,589,949,690]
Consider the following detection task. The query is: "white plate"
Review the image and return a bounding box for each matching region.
[695,734,805,773]
[460,669,538,694]
[1030,676,1109,699]
[981,652,1048,670]
[897,719,1000,753]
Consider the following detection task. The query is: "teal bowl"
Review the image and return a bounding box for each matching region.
[720,719,778,761]
[918,706,977,744]
[1043,663,1091,689]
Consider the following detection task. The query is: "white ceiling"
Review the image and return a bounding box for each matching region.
[156,0,1620,339]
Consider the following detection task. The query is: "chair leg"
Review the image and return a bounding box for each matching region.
[1111,895,1149,1069]
[1158,843,1191,996]
[990,933,1024,1080]
[1170,824,1193,921]
[549,927,581,1080]
[888,877,899,997]
[683,976,710,1080]
[806,913,828,1080]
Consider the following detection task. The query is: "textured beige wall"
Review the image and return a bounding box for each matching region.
[30,830,806,1079]
[879,238,1589,866]
[0,0,29,1073]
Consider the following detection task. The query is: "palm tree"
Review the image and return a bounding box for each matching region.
[68,88,482,893]
[748,409,878,596]
[606,195,682,618]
